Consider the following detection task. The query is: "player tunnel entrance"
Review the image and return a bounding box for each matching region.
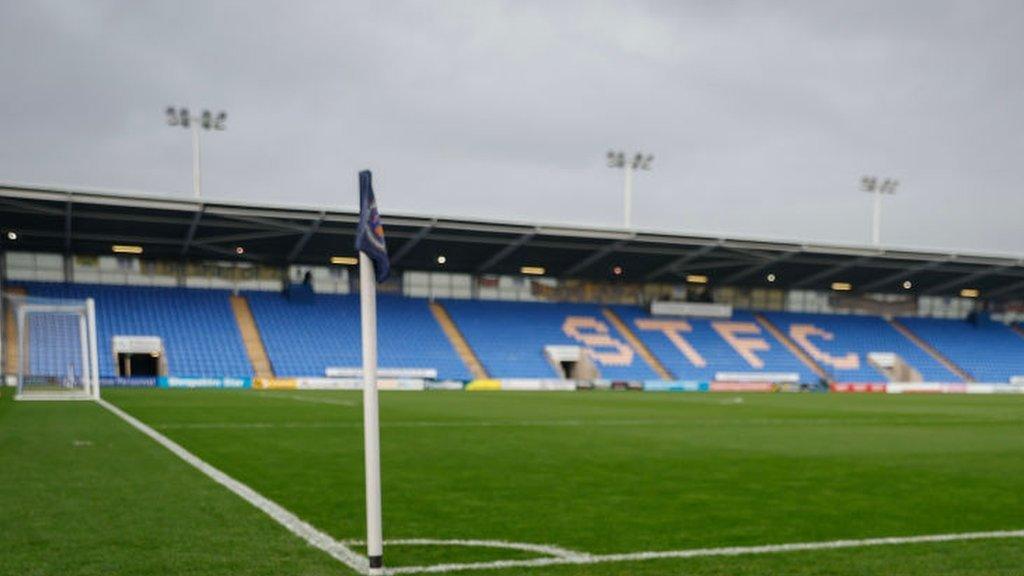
[545,345,599,380]
[113,335,167,377]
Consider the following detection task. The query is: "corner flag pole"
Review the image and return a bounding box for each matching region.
[355,169,388,573]
[359,250,384,572]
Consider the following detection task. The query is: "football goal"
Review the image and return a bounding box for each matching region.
[3,294,100,401]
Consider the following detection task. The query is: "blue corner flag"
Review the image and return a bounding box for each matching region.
[355,170,389,282]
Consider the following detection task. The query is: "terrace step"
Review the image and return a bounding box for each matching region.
[429,300,489,380]
[230,294,274,379]
[887,317,973,382]
[602,308,673,381]
[754,313,831,383]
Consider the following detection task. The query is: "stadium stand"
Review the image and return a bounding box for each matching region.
[19,282,252,378]
[897,316,1024,382]
[613,307,818,382]
[13,281,1024,385]
[441,300,659,380]
[761,311,960,382]
[246,292,470,380]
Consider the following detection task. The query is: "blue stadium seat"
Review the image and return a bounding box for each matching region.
[21,282,252,378]
[441,300,657,380]
[762,312,958,382]
[897,316,1024,382]
[245,292,470,380]
[613,307,817,382]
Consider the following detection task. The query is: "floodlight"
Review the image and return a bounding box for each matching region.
[861,174,900,246]
[608,149,654,228]
[164,105,228,198]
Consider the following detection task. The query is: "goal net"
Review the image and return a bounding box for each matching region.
[3,294,99,401]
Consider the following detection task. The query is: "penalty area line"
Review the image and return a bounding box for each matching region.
[385,529,1024,575]
[97,399,369,574]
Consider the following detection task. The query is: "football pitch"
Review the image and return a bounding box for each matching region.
[2,389,1023,575]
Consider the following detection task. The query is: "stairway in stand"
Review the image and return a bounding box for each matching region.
[3,286,27,379]
[229,294,274,379]
[754,313,831,383]
[602,308,673,380]
[429,301,489,380]
[888,317,973,382]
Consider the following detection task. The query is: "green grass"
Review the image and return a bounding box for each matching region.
[2,388,1024,575]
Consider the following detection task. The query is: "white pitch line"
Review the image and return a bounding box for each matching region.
[152,419,665,430]
[345,538,591,561]
[97,399,369,574]
[384,529,1024,575]
[256,391,357,407]
[149,416,1018,431]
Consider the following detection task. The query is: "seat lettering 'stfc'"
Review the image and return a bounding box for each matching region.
[633,319,707,368]
[788,324,859,370]
[562,316,634,366]
[710,321,770,369]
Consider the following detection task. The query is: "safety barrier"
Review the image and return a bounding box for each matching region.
[156,376,252,389]
[832,382,1024,394]
[466,379,576,391]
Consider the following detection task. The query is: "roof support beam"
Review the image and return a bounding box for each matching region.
[475,232,536,273]
[16,228,183,245]
[390,223,435,266]
[980,278,1024,300]
[214,213,310,233]
[790,256,873,289]
[191,230,297,246]
[676,259,753,273]
[922,265,1016,295]
[191,243,265,262]
[859,259,950,292]
[714,246,781,262]
[643,242,722,280]
[561,238,630,277]
[0,197,66,217]
[718,250,800,285]
[286,211,326,263]
[180,208,204,256]
[63,198,72,252]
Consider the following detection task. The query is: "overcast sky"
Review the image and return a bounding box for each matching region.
[1,1,1022,255]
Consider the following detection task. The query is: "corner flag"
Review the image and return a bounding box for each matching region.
[356,169,386,573]
[355,170,389,282]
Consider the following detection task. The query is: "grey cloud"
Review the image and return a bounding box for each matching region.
[1,0,1022,255]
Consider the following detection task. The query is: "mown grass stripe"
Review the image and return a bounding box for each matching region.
[97,398,369,574]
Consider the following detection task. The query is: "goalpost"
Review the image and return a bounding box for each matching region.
[3,294,100,401]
